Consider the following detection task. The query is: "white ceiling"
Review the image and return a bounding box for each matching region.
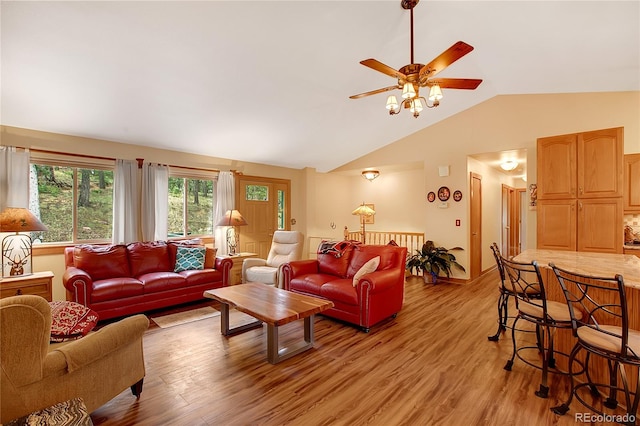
[1,1,638,172]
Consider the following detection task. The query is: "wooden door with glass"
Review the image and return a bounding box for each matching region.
[236,176,291,259]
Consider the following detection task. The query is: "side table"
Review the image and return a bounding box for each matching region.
[0,271,54,301]
[217,252,257,285]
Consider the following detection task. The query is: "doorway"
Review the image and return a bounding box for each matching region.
[236,175,291,259]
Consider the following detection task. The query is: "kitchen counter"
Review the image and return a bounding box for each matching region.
[512,248,639,391]
[514,249,640,288]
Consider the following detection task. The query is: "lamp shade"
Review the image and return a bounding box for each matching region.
[401,82,416,99]
[351,203,375,217]
[428,84,443,101]
[215,209,248,227]
[385,95,399,111]
[0,207,48,232]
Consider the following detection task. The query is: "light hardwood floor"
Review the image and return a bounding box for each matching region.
[90,272,612,425]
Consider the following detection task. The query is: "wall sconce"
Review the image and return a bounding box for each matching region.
[361,170,380,181]
[500,160,518,171]
[0,207,48,277]
[215,209,248,255]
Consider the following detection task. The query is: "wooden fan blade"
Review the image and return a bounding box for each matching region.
[419,41,474,80]
[349,85,400,100]
[430,78,483,90]
[360,59,407,80]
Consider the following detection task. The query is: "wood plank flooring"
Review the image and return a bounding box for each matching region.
[89,272,613,425]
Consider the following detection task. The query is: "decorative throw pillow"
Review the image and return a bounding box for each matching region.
[352,256,380,287]
[49,301,99,343]
[174,246,206,272]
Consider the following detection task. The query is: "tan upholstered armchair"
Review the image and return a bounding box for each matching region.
[0,295,149,423]
[242,231,304,287]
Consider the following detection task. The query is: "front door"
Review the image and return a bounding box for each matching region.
[236,175,291,259]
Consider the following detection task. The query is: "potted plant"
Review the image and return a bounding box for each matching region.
[406,240,466,283]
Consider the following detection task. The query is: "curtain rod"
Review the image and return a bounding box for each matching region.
[30,148,223,173]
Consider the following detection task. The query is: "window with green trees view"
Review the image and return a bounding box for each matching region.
[31,164,114,243]
[168,177,216,237]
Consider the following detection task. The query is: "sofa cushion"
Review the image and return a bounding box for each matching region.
[347,245,400,277]
[127,241,171,277]
[74,245,131,281]
[91,277,143,303]
[167,238,203,266]
[174,246,206,272]
[138,272,186,293]
[320,279,358,305]
[352,256,380,286]
[289,273,337,296]
[317,241,355,278]
[179,268,223,286]
[49,301,99,343]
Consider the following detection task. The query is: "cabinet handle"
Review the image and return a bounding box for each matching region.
[578,202,583,210]
[579,186,584,195]
[15,289,23,296]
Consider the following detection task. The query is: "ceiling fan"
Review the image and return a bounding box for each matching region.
[350,0,482,117]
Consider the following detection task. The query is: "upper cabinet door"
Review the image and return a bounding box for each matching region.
[537,134,577,200]
[577,127,623,198]
[624,153,640,212]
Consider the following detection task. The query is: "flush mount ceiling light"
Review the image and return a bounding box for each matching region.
[349,0,482,118]
[362,170,380,181]
[500,160,518,171]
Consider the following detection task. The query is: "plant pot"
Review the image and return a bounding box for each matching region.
[422,273,437,284]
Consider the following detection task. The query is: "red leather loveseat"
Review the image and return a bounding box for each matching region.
[63,239,232,321]
[281,242,407,332]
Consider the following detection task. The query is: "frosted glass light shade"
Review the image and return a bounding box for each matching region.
[428,84,443,101]
[402,83,416,99]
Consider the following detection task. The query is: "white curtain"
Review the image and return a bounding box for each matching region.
[141,162,168,241]
[214,171,235,255]
[0,146,30,210]
[112,159,139,244]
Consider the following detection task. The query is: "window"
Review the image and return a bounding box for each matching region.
[30,162,114,244]
[168,175,216,238]
[245,184,268,201]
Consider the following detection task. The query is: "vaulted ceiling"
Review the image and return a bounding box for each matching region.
[2,1,638,172]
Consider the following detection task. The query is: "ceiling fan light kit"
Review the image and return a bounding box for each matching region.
[350,0,482,118]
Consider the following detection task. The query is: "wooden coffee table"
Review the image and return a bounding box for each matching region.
[203,282,334,364]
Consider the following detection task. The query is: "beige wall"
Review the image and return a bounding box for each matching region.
[3,91,639,297]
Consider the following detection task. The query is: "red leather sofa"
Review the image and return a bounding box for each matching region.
[63,240,232,321]
[281,242,407,332]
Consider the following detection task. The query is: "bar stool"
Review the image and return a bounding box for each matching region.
[550,264,639,426]
[501,256,575,398]
[487,243,541,341]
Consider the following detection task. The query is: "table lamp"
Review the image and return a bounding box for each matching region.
[215,209,248,255]
[351,203,375,244]
[0,207,48,277]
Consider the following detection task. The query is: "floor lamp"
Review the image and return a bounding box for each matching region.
[0,207,48,277]
[215,209,248,255]
[351,203,375,244]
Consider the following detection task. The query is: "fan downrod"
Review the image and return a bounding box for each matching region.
[401,0,419,10]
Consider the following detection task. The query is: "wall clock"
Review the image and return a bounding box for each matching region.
[437,186,450,201]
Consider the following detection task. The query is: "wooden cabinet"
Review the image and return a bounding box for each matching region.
[538,127,623,200]
[624,153,640,212]
[217,253,258,285]
[537,127,623,253]
[0,271,53,301]
[576,198,623,253]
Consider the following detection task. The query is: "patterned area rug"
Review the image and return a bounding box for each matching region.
[152,306,221,328]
